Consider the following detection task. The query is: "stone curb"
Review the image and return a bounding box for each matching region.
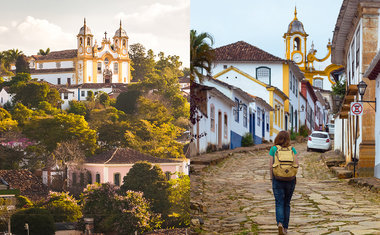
[348,177,380,193]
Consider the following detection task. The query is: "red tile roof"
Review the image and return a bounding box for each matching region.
[32,49,77,61]
[86,148,180,164]
[213,41,284,62]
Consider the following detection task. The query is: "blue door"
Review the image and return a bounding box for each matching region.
[249,113,255,139]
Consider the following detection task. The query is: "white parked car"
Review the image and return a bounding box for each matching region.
[307,131,331,152]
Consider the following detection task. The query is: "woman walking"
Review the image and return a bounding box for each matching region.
[269,131,299,234]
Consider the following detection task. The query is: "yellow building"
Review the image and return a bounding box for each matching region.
[284,7,342,91]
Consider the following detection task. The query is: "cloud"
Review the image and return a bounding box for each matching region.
[0,26,8,34]
[0,16,75,55]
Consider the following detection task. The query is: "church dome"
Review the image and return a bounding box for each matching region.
[287,19,305,34]
[78,18,92,35]
[114,28,127,37]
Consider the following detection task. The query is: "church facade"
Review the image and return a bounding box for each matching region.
[13,19,131,86]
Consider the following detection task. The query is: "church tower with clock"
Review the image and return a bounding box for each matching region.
[284,7,308,71]
[283,7,342,91]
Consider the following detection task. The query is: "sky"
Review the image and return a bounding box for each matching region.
[0,0,190,67]
[191,0,343,61]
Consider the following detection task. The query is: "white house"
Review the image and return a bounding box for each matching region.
[0,87,13,107]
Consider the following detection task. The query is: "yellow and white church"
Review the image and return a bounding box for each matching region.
[16,19,131,85]
[284,8,342,91]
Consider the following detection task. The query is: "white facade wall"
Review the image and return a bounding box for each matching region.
[288,68,300,132]
[299,95,307,127]
[37,60,74,70]
[306,92,315,131]
[0,89,13,106]
[334,117,343,152]
[60,92,75,110]
[251,102,271,141]
[230,92,251,138]
[68,87,113,101]
[375,75,380,178]
[31,73,75,85]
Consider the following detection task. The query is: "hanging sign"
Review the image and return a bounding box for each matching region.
[350,102,363,116]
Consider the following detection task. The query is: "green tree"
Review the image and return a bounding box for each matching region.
[0,108,18,134]
[11,207,55,235]
[0,146,23,169]
[37,48,50,56]
[137,96,173,125]
[115,89,141,114]
[11,103,33,126]
[37,101,60,115]
[332,78,346,98]
[97,91,110,106]
[15,54,30,74]
[67,100,87,116]
[120,162,171,218]
[44,191,82,222]
[190,29,214,83]
[23,113,97,154]
[129,43,156,82]
[81,183,161,234]
[86,90,95,102]
[168,174,190,227]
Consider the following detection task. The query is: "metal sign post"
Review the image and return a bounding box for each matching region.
[351,102,363,178]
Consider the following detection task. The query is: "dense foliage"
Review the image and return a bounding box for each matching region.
[241,133,254,147]
[168,174,190,227]
[11,207,55,235]
[44,191,82,222]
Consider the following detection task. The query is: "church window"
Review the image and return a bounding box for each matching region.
[256,67,271,85]
[114,63,118,73]
[97,62,102,73]
[63,93,68,99]
[105,58,109,65]
[294,37,301,51]
[123,39,126,47]
[96,173,100,183]
[57,78,61,85]
[223,65,227,69]
[355,29,360,68]
[87,37,91,46]
[210,104,215,132]
[114,173,120,186]
[39,63,43,69]
[79,37,83,46]
[314,79,323,89]
[56,62,61,69]
[81,91,85,97]
[67,78,71,85]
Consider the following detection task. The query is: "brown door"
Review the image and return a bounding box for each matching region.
[218,111,222,149]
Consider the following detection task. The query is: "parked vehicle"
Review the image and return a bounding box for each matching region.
[307,131,331,152]
[326,123,335,136]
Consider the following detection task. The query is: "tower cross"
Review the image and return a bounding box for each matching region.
[104,31,108,39]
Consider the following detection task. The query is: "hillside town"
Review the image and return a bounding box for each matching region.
[190,0,380,234]
[0,18,190,234]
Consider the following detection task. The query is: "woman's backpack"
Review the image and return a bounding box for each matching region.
[272,145,298,181]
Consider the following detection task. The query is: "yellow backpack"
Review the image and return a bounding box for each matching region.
[272,145,298,181]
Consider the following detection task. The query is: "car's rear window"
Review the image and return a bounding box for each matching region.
[311,133,328,138]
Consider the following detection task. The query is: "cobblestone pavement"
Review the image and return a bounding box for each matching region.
[191,143,380,234]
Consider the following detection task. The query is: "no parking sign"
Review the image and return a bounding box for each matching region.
[350,102,363,116]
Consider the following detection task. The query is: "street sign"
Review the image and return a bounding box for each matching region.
[350,102,363,116]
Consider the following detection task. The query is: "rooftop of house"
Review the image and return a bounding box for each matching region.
[0,170,49,201]
[85,148,181,165]
[213,41,285,62]
[32,49,78,61]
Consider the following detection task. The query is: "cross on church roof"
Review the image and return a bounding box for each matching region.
[104,31,107,39]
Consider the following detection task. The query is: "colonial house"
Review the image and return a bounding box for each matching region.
[0,87,12,107]
[299,92,308,128]
[10,19,131,86]
[68,148,189,187]
[301,80,318,132]
[211,41,301,138]
[363,49,380,179]
[332,0,379,176]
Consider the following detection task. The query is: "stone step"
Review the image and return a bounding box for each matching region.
[330,167,353,179]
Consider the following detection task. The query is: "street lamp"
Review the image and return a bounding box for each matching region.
[357,80,367,100]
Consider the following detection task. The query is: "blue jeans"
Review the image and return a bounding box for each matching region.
[272,177,296,229]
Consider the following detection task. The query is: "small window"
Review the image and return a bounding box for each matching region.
[67,78,71,85]
[97,62,102,73]
[224,114,228,138]
[243,105,247,128]
[256,67,271,85]
[96,173,100,183]
[234,98,239,123]
[1,97,3,103]
[210,104,215,132]
[80,172,84,186]
[223,65,228,69]
[57,78,61,85]
[64,93,68,100]
[39,63,43,69]
[114,63,118,73]
[79,37,83,45]
[81,91,85,97]
[105,58,109,65]
[87,37,91,46]
[123,39,126,47]
[314,79,323,89]
[72,173,77,185]
[87,172,92,184]
[114,173,120,186]
[56,62,61,69]
[294,37,300,51]
[165,172,171,181]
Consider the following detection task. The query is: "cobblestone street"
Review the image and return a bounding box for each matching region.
[191,143,380,234]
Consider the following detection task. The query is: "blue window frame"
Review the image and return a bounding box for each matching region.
[234,98,239,123]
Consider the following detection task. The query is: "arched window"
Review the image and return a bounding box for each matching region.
[224,114,228,138]
[210,104,215,132]
[256,67,271,85]
[96,173,100,183]
[104,58,109,65]
[294,37,301,51]
[123,39,126,47]
[314,78,323,89]
[114,173,120,186]
[87,37,91,46]
[87,172,92,184]
[114,62,118,73]
[79,37,83,46]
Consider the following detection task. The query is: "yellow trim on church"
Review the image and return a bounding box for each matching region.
[213,66,268,88]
